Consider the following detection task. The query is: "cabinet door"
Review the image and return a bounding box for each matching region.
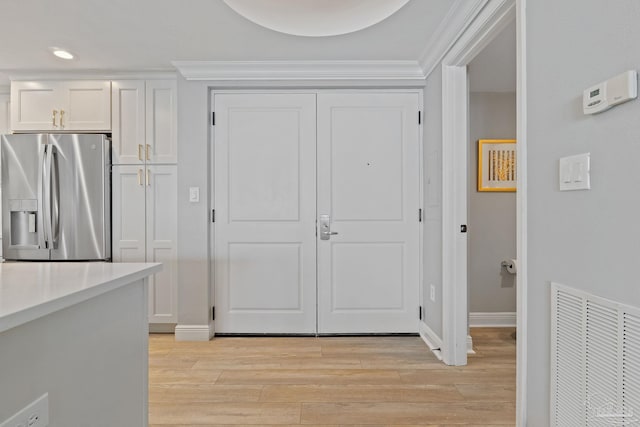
[0,93,9,134]
[112,165,146,264]
[145,80,177,164]
[112,81,145,164]
[11,81,58,131]
[11,80,111,132]
[146,165,178,323]
[61,81,111,131]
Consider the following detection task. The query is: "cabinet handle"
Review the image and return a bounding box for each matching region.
[146,144,151,161]
[137,169,143,186]
[59,110,65,128]
[52,110,58,127]
[146,169,151,186]
[138,144,143,162]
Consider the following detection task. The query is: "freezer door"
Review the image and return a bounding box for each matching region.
[1,134,50,260]
[48,134,111,260]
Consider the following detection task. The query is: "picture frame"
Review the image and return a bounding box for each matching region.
[478,139,517,192]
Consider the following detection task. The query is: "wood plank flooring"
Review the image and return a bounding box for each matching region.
[149,328,516,426]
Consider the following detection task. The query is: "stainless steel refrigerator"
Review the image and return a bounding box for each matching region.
[1,134,111,261]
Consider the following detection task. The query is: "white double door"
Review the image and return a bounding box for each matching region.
[214,92,420,334]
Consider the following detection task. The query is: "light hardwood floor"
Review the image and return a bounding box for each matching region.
[149,328,516,426]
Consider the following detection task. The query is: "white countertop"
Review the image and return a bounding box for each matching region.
[0,262,161,334]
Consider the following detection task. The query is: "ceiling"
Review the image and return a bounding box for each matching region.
[468,20,517,92]
[0,0,462,84]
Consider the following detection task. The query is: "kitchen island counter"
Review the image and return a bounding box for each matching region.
[0,262,161,334]
[0,262,160,426]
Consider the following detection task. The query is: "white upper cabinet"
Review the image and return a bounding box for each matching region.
[112,81,146,164]
[0,93,10,134]
[11,80,111,132]
[145,80,177,164]
[112,79,177,165]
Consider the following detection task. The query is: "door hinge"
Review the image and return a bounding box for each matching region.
[419,208,423,222]
[211,112,215,126]
[418,111,422,125]
[419,305,423,320]
[212,306,215,321]
[212,209,215,223]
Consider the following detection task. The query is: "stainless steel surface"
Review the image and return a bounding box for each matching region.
[1,133,111,261]
[319,214,338,240]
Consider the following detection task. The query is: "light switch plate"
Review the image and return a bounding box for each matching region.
[189,187,200,203]
[559,153,591,191]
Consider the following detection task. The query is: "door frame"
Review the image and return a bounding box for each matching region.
[439,0,526,424]
[209,88,425,335]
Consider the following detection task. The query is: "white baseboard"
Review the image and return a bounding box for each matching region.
[467,334,476,354]
[418,321,443,361]
[174,324,214,341]
[469,312,517,327]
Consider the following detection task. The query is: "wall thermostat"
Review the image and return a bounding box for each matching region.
[583,70,637,114]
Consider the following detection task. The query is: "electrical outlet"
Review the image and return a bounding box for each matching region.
[430,284,436,302]
[0,393,49,427]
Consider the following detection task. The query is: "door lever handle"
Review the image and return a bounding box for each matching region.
[319,214,338,240]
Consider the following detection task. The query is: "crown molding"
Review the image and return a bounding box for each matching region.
[418,0,489,78]
[172,60,425,81]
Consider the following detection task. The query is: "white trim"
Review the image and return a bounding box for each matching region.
[419,0,489,76]
[172,60,425,81]
[443,0,516,65]
[440,0,516,367]
[419,321,443,361]
[8,71,177,81]
[441,64,469,366]
[174,324,214,341]
[515,0,528,425]
[469,312,517,327]
[467,335,476,354]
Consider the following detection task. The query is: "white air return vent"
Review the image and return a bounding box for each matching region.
[551,283,640,426]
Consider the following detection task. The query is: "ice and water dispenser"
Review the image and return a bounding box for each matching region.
[9,199,38,247]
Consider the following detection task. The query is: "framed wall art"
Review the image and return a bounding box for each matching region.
[478,139,516,192]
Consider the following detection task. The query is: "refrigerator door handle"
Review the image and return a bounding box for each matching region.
[43,144,54,249]
[50,147,60,246]
[37,144,47,249]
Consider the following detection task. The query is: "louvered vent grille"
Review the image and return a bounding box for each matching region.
[551,283,640,427]
[623,313,640,419]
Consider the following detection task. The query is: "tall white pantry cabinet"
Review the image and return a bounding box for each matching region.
[111,80,178,327]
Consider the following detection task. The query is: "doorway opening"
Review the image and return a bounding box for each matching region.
[466,20,517,350]
[439,0,526,424]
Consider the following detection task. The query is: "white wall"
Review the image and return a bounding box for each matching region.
[422,67,444,337]
[526,0,640,424]
[176,77,212,329]
[468,92,516,313]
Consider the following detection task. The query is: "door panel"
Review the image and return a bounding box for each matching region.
[146,165,178,323]
[214,93,317,334]
[317,93,420,333]
[49,134,110,260]
[11,83,57,131]
[111,165,146,264]
[112,80,146,164]
[146,80,177,164]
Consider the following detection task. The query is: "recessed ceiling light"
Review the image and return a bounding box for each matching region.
[50,47,74,60]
